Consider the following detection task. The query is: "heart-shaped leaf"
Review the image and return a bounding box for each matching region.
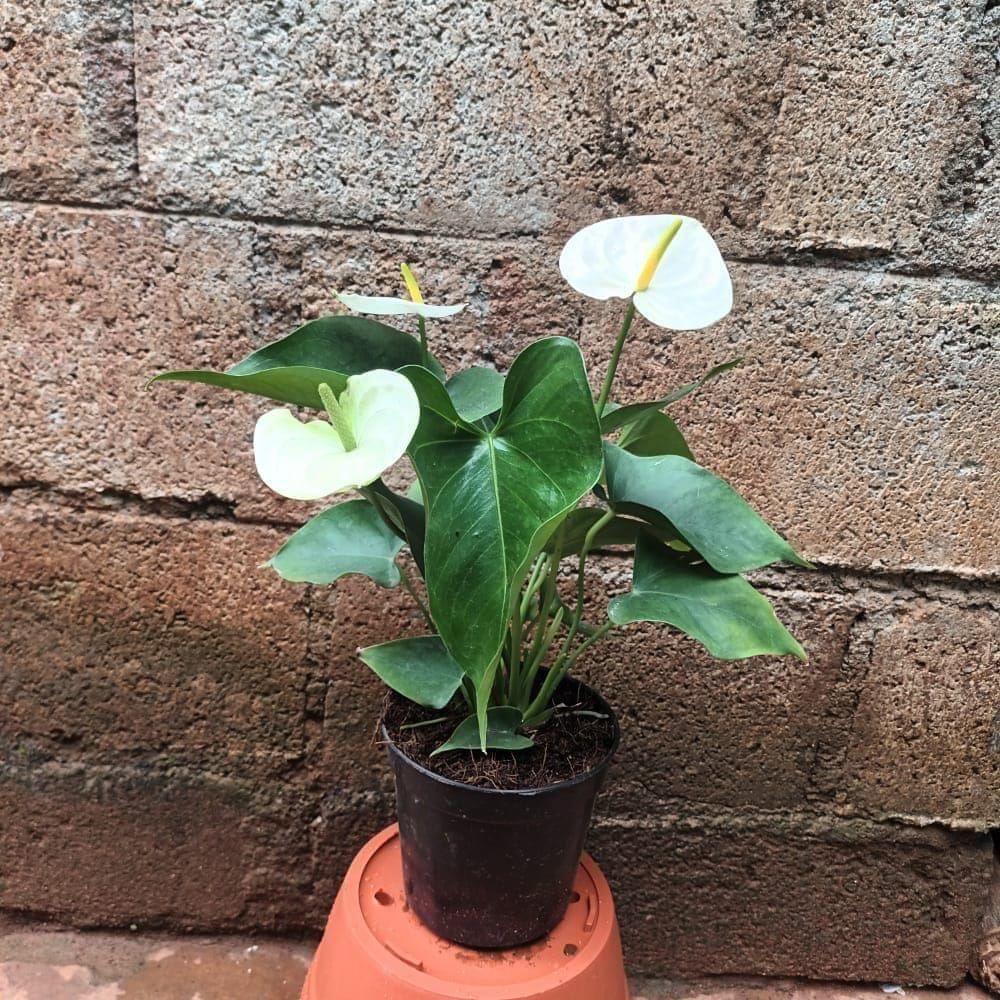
[431,706,534,755]
[609,532,805,660]
[151,315,441,409]
[405,337,603,739]
[268,499,404,586]
[446,366,506,422]
[618,410,695,459]
[604,443,809,574]
[359,635,465,709]
[601,357,742,434]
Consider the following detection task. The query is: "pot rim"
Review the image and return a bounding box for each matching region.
[381,675,621,799]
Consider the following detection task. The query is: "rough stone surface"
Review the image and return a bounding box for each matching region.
[3,0,1000,986]
[300,242,1000,577]
[0,494,312,778]
[0,751,389,934]
[581,579,858,813]
[0,764,249,928]
[834,602,1000,827]
[632,265,1000,578]
[0,0,136,203]
[757,1,999,274]
[592,815,993,986]
[0,203,307,523]
[132,1,781,244]
[132,1,999,276]
[4,202,996,576]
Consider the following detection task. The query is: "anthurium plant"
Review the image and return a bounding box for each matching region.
[152,215,808,753]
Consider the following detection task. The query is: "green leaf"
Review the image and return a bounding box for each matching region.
[601,357,742,434]
[609,533,806,660]
[604,443,809,574]
[359,635,465,709]
[431,706,535,755]
[151,315,440,408]
[366,480,426,574]
[618,410,695,460]
[446,366,506,422]
[268,499,404,586]
[547,508,646,554]
[404,337,603,743]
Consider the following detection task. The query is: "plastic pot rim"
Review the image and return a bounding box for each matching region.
[380,675,621,800]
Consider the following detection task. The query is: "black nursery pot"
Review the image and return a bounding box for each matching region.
[383,680,620,950]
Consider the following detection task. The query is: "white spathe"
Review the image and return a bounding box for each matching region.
[336,292,465,319]
[558,214,733,330]
[254,370,420,501]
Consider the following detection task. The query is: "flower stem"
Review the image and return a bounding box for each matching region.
[596,301,636,417]
[417,316,429,368]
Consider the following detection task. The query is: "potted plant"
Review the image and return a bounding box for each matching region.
[152,214,808,949]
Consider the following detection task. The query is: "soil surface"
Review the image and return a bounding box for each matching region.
[380,677,618,790]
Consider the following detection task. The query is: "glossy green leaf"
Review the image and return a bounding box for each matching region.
[618,410,695,460]
[609,533,806,660]
[267,499,404,586]
[404,337,603,742]
[604,443,809,574]
[151,315,440,409]
[601,358,742,434]
[365,480,426,573]
[359,635,465,709]
[431,707,534,755]
[446,366,505,422]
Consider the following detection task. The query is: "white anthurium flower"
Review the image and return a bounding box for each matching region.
[337,263,466,319]
[254,369,420,501]
[559,214,733,330]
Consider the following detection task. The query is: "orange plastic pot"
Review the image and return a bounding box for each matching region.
[301,824,630,1000]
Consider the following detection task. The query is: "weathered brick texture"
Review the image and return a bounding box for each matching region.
[130,1,1000,277]
[0,494,312,779]
[593,814,993,986]
[0,0,136,203]
[1,0,998,987]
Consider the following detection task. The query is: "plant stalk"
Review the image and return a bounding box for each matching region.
[397,561,433,629]
[596,301,636,417]
[417,315,429,367]
[522,509,614,720]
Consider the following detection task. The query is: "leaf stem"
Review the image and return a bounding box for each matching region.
[397,560,433,629]
[522,620,615,725]
[596,301,636,417]
[523,509,614,720]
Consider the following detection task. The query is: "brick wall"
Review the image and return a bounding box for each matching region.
[1,0,998,986]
